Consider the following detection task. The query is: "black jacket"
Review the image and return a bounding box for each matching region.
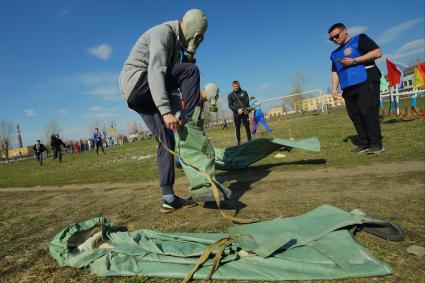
[33,143,46,154]
[228,89,250,113]
[51,137,66,150]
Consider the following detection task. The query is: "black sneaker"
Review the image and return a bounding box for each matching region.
[367,146,385,154]
[351,145,369,153]
[160,196,197,214]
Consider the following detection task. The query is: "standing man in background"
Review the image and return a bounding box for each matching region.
[93,128,106,155]
[227,80,251,145]
[33,139,46,166]
[329,23,383,154]
[119,9,208,213]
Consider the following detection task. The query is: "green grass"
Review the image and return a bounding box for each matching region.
[0,98,424,282]
[0,98,424,188]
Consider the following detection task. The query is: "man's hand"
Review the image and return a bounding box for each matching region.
[340,58,355,66]
[332,91,340,100]
[237,108,243,115]
[162,113,179,131]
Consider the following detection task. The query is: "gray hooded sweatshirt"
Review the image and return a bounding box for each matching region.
[119,20,181,115]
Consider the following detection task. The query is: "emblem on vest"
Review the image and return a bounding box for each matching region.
[344,47,352,57]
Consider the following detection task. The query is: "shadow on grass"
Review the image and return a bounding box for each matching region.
[383,118,417,124]
[343,135,362,146]
[205,158,326,212]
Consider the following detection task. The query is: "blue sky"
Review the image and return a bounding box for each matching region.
[1,0,424,146]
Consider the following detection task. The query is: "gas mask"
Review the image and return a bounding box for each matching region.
[180,9,208,63]
[201,83,219,112]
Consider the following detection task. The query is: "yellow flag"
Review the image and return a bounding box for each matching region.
[414,65,425,89]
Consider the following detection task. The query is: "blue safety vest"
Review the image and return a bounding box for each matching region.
[330,35,367,89]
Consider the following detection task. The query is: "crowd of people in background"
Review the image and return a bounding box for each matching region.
[27,130,131,165]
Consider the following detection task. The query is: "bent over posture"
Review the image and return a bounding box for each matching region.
[120,9,208,213]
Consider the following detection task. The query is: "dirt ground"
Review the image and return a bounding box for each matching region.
[0,161,424,282]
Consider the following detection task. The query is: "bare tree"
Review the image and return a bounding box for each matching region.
[0,120,14,163]
[126,121,141,135]
[290,72,309,113]
[88,121,101,136]
[44,119,61,142]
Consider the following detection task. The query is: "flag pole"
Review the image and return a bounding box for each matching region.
[390,86,395,115]
[395,84,400,116]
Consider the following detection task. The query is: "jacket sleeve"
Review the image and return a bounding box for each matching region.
[228,94,238,112]
[147,26,174,115]
[243,91,249,107]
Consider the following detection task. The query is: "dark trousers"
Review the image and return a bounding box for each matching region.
[96,141,105,155]
[35,152,43,165]
[127,63,201,196]
[233,112,251,144]
[343,82,382,148]
[53,148,62,163]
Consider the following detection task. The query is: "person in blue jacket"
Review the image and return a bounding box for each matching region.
[329,23,383,154]
[93,128,106,155]
[250,96,271,135]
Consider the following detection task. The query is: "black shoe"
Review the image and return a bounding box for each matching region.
[351,145,369,153]
[160,196,197,214]
[367,146,384,154]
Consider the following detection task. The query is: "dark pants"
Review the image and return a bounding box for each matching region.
[53,148,62,163]
[127,63,201,196]
[35,152,43,165]
[233,112,251,144]
[343,82,382,148]
[96,141,105,155]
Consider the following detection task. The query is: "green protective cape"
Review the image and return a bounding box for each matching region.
[49,205,392,280]
[175,107,321,193]
[214,137,320,170]
[175,107,216,192]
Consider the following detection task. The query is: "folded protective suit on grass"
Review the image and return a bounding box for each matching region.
[49,205,397,281]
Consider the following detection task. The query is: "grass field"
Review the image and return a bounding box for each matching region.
[0,99,424,282]
[0,100,424,188]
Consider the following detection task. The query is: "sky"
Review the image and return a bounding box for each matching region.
[1,0,424,147]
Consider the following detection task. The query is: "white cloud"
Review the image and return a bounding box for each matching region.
[87,44,112,60]
[58,108,69,115]
[24,109,36,116]
[347,25,367,36]
[378,38,425,63]
[85,106,121,119]
[260,82,273,91]
[83,86,121,101]
[377,17,424,45]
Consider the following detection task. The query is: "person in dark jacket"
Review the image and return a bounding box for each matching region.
[227,80,252,144]
[33,139,47,166]
[93,128,106,155]
[51,134,66,163]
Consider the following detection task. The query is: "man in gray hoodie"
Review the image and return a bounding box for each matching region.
[119,9,208,213]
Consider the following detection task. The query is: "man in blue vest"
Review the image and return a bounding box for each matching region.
[329,23,383,154]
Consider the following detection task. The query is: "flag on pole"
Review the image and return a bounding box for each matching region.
[413,63,425,89]
[386,58,405,88]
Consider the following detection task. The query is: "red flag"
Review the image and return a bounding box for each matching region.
[386,58,402,87]
[418,63,425,79]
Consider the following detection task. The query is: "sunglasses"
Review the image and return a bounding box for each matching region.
[329,30,343,41]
